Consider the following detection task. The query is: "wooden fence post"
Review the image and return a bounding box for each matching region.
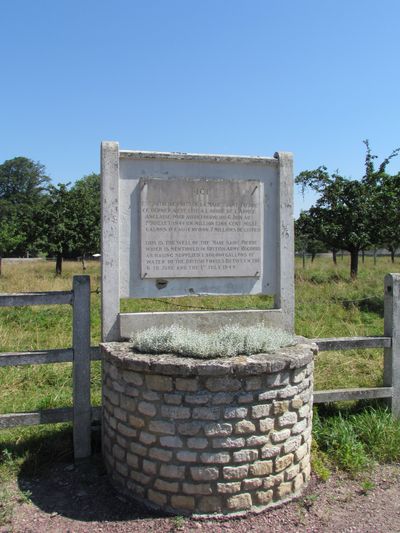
[72,275,91,459]
[384,273,400,418]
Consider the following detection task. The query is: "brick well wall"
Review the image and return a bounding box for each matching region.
[101,340,316,517]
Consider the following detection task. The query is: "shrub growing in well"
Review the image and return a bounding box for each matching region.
[130,324,295,359]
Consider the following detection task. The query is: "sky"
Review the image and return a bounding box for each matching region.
[1,0,399,216]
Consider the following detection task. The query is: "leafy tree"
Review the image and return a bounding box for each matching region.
[296,142,400,278]
[295,212,327,266]
[0,157,50,257]
[69,173,100,267]
[0,203,25,275]
[37,183,77,275]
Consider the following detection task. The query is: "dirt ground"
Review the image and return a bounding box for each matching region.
[2,456,400,533]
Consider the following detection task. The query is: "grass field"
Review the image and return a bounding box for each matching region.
[0,255,397,483]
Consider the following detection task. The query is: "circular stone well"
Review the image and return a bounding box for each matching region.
[101,339,317,517]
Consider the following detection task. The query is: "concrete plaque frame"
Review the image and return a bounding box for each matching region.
[101,143,294,341]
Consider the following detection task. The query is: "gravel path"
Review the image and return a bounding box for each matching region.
[2,457,400,532]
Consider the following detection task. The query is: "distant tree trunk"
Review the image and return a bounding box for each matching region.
[56,253,63,276]
[373,248,377,265]
[0,256,2,276]
[332,249,337,265]
[362,250,365,263]
[302,250,306,269]
[350,250,359,279]
[81,254,87,271]
[390,248,395,263]
[311,252,316,262]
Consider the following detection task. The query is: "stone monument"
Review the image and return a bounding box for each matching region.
[100,143,316,517]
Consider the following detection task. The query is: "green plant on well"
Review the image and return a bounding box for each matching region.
[130,324,295,359]
[171,515,185,529]
[310,438,331,481]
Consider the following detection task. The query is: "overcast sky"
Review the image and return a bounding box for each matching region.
[1,0,399,216]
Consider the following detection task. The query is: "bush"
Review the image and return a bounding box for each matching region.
[130,324,295,359]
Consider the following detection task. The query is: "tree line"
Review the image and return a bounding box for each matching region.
[0,156,100,275]
[295,141,400,278]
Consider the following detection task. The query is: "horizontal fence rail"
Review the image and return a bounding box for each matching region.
[0,291,73,307]
[0,276,97,460]
[315,336,392,351]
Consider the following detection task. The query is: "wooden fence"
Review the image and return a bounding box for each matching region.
[0,276,101,460]
[0,273,399,460]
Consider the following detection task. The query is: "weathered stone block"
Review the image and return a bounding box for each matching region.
[266,371,290,387]
[128,415,145,429]
[271,429,291,443]
[278,386,299,399]
[224,406,248,419]
[252,404,271,419]
[283,436,301,454]
[249,460,273,476]
[126,452,139,469]
[182,483,212,495]
[115,461,129,477]
[200,452,231,464]
[114,407,127,422]
[277,481,293,498]
[177,421,202,436]
[185,393,209,405]
[263,473,283,489]
[112,444,125,461]
[272,400,289,415]
[130,442,148,457]
[148,489,167,506]
[161,405,191,419]
[233,449,258,463]
[217,482,241,494]
[139,431,157,445]
[164,393,182,405]
[122,370,143,386]
[142,459,158,476]
[275,453,294,472]
[246,435,269,447]
[212,392,234,405]
[190,467,219,481]
[145,374,173,392]
[245,377,262,391]
[176,378,198,392]
[242,478,263,490]
[138,401,156,417]
[206,377,241,392]
[149,420,175,435]
[278,411,298,428]
[149,447,172,462]
[187,437,208,450]
[176,450,198,462]
[154,479,179,493]
[235,420,256,434]
[285,463,300,481]
[160,436,183,448]
[223,465,249,480]
[117,422,137,438]
[160,464,185,480]
[142,390,160,402]
[193,407,220,420]
[291,419,307,435]
[171,495,195,511]
[212,437,245,449]
[294,442,308,462]
[227,493,252,511]
[204,422,233,437]
[254,490,273,505]
[130,470,151,485]
[198,496,222,513]
[259,418,274,432]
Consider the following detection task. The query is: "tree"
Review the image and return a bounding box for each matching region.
[37,183,77,275]
[0,157,50,257]
[0,204,25,275]
[69,173,100,268]
[295,212,327,266]
[296,142,400,278]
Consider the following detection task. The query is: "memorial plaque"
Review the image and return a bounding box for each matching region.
[140,178,263,278]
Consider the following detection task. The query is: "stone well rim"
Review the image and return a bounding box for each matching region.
[100,336,317,377]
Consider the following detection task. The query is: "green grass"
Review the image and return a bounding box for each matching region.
[0,255,399,489]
